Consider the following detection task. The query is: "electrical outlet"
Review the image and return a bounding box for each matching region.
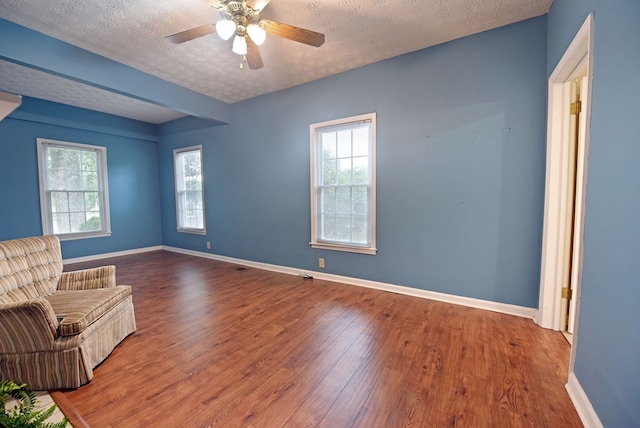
[206,241,211,249]
[318,258,325,268]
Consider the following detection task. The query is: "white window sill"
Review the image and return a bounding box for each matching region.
[310,242,377,255]
[177,228,206,235]
[56,231,112,241]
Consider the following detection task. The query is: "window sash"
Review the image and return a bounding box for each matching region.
[174,146,206,234]
[37,138,111,240]
[316,185,371,247]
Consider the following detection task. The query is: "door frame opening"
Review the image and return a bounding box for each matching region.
[536,13,594,368]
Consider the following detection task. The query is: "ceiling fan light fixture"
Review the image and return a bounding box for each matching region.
[247,24,266,46]
[232,35,248,55]
[166,0,325,70]
[216,19,236,40]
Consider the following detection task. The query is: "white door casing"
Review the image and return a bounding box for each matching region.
[537,12,593,367]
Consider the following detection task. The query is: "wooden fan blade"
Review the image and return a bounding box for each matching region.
[260,20,325,47]
[166,24,216,44]
[246,0,271,12]
[201,0,222,8]
[246,37,264,70]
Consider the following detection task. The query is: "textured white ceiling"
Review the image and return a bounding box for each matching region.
[0,61,187,124]
[0,0,552,123]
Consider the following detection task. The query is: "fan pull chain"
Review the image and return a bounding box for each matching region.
[240,55,247,70]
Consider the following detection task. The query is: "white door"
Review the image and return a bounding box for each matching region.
[559,79,579,335]
[567,75,589,334]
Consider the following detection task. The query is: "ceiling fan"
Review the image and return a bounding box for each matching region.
[166,0,325,70]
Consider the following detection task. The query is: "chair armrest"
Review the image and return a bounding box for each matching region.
[58,265,116,291]
[0,299,59,353]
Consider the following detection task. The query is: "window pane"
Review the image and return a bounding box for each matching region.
[335,214,352,242]
[321,214,336,240]
[321,188,336,214]
[69,212,86,233]
[337,130,352,158]
[51,192,68,213]
[336,188,351,215]
[70,173,84,191]
[81,151,97,172]
[52,213,70,234]
[81,213,101,232]
[69,192,84,212]
[184,188,204,229]
[321,133,336,160]
[48,169,66,190]
[185,190,202,208]
[186,177,201,191]
[67,150,82,170]
[83,171,98,191]
[352,157,368,185]
[351,214,368,244]
[352,187,368,214]
[322,159,337,186]
[337,159,352,186]
[49,147,80,171]
[85,192,99,211]
[352,129,369,156]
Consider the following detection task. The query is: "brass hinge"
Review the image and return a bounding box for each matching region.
[562,287,573,300]
[570,101,582,115]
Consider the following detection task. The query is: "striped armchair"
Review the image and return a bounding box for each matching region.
[0,235,136,390]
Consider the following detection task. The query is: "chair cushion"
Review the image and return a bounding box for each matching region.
[0,236,63,303]
[45,286,132,336]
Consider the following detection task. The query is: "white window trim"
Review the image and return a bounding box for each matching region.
[36,138,112,241]
[310,113,377,255]
[174,145,206,235]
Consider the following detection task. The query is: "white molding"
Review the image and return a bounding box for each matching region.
[550,14,593,82]
[62,245,163,265]
[566,373,604,428]
[163,246,536,319]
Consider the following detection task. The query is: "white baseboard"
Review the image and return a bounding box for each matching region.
[566,372,603,428]
[62,245,163,265]
[163,246,536,319]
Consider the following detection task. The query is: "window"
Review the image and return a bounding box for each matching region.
[37,138,111,240]
[174,145,206,234]
[310,113,376,254]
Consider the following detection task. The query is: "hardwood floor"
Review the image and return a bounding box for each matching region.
[52,251,582,427]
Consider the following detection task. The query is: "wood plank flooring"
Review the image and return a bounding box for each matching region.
[52,251,582,427]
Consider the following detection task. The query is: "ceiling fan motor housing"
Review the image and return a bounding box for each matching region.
[220,1,260,36]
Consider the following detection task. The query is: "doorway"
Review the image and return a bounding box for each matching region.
[537,13,593,366]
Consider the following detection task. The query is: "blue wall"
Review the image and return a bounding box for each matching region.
[0,98,163,258]
[159,16,548,308]
[548,1,640,426]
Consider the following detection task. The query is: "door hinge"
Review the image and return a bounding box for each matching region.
[562,287,573,300]
[570,101,582,115]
